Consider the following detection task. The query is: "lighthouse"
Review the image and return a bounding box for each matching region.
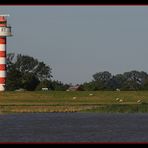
[0,14,12,91]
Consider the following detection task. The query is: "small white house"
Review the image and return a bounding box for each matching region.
[116,88,120,91]
[42,88,48,91]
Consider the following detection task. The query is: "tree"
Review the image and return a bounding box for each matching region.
[111,74,127,90]
[14,54,52,81]
[92,71,112,90]
[6,68,22,90]
[93,71,112,82]
[21,72,40,91]
[6,53,16,74]
[6,53,52,91]
[81,81,98,91]
[123,70,148,90]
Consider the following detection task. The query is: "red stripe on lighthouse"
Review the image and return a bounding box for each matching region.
[0,77,6,84]
[0,64,6,70]
[0,38,6,44]
[0,51,6,57]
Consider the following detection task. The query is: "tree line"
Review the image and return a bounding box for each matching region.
[81,71,148,91]
[6,53,148,91]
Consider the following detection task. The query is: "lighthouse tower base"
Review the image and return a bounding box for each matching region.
[0,84,5,91]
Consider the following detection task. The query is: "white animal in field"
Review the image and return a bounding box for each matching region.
[73,97,77,100]
[89,93,93,96]
[116,98,119,101]
[119,99,123,102]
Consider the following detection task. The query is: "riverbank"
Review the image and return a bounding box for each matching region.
[0,91,148,113]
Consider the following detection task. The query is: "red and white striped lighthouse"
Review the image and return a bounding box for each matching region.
[0,14,12,91]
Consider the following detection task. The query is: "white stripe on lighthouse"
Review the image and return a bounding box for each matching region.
[0,84,5,91]
[0,71,6,77]
[0,44,6,51]
[0,57,6,64]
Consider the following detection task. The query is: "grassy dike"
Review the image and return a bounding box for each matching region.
[0,91,148,113]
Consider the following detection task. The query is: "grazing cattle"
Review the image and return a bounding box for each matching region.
[119,99,123,102]
[89,93,93,96]
[73,97,77,100]
[116,98,119,101]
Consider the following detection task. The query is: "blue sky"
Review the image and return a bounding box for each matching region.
[0,6,148,84]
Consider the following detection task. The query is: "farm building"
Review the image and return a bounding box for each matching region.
[66,85,83,91]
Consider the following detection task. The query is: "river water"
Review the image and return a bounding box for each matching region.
[0,113,148,143]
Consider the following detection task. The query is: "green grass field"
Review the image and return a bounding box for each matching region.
[0,91,148,113]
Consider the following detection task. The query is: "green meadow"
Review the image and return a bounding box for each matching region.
[0,91,148,113]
